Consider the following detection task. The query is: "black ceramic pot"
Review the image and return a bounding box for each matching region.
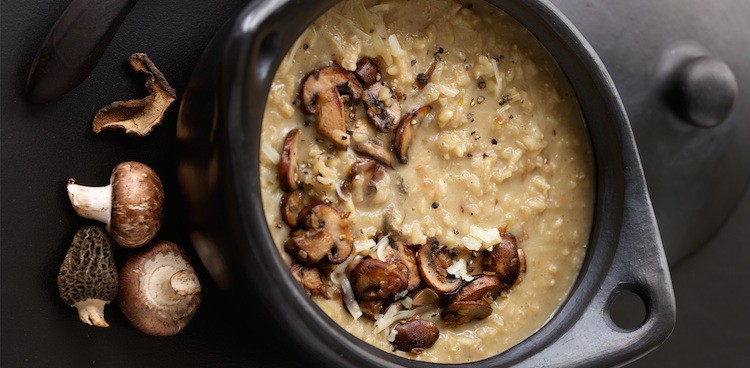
[176,0,676,366]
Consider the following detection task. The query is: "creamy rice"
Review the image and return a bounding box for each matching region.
[259,0,594,363]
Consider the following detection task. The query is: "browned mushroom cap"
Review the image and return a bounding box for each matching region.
[411,288,440,308]
[300,66,363,147]
[417,239,462,295]
[278,128,301,192]
[297,204,353,263]
[280,190,306,228]
[118,241,201,336]
[355,57,380,86]
[393,319,440,353]
[350,120,394,167]
[92,53,177,137]
[343,159,386,199]
[67,161,165,248]
[358,299,385,320]
[441,300,493,325]
[482,232,521,288]
[363,82,402,132]
[290,261,326,297]
[285,228,335,265]
[454,275,503,303]
[394,241,421,291]
[394,106,432,164]
[350,258,407,300]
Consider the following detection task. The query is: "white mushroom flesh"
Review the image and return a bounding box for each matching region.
[74,298,110,327]
[67,181,112,226]
[142,252,201,307]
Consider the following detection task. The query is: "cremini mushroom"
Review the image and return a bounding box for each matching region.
[92,53,177,137]
[394,241,421,291]
[416,61,437,89]
[300,66,363,147]
[349,258,407,300]
[454,275,503,303]
[441,300,493,325]
[118,240,201,336]
[393,319,440,353]
[355,57,380,86]
[57,226,118,327]
[482,232,522,288]
[285,228,335,265]
[410,288,440,308]
[278,128,301,192]
[343,158,386,200]
[359,299,385,320]
[394,106,432,164]
[67,161,164,248]
[297,204,354,263]
[290,261,326,297]
[417,239,462,295]
[363,82,401,132]
[280,190,306,228]
[350,119,394,167]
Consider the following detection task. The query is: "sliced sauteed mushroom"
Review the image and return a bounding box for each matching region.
[297,204,354,263]
[285,228,335,265]
[482,232,522,288]
[290,261,326,297]
[359,299,385,319]
[118,240,201,336]
[441,300,493,325]
[67,161,164,248]
[394,106,432,164]
[454,275,503,303]
[417,239,462,295]
[416,61,437,89]
[363,82,401,132]
[92,53,177,137]
[355,57,380,86]
[393,319,440,353]
[350,119,394,167]
[350,258,407,300]
[411,288,440,308]
[300,66,363,147]
[280,190,306,228]
[343,158,386,199]
[57,226,118,327]
[394,241,421,291]
[278,128,301,192]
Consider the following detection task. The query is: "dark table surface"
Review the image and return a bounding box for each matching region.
[1,1,748,367]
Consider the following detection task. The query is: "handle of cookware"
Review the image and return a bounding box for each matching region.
[519,186,677,367]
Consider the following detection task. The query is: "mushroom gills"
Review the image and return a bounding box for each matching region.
[417,239,462,295]
[350,258,407,300]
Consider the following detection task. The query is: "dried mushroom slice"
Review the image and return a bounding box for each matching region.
[417,239,462,295]
[290,261,326,297]
[57,226,118,327]
[278,128,301,192]
[394,106,432,164]
[92,53,177,137]
[350,258,407,300]
[363,82,401,132]
[393,319,440,353]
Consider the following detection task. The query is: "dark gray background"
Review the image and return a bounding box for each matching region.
[1,0,748,367]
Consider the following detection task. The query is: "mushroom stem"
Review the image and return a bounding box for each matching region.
[74,298,109,327]
[170,270,201,296]
[66,179,112,225]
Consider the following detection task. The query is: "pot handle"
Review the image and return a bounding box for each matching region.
[520,190,677,367]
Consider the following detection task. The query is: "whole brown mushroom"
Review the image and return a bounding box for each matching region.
[67,161,164,248]
[118,240,201,336]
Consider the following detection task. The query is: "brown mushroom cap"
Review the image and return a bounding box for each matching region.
[343,159,386,200]
[350,258,407,300]
[358,299,385,320]
[454,275,503,303]
[411,288,440,308]
[394,106,432,164]
[109,162,165,248]
[482,232,522,288]
[363,82,402,132]
[441,300,493,325]
[393,319,440,353]
[355,57,380,86]
[278,128,301,192]
[290,261,326,297]
[280,190,306,228]
[300,66,363,147]
[417,239,462,295]
[297,204,353,263]
[350,120,394,167]
[284,228,334,265]
[394,241,421,291]
[118,240,201,336]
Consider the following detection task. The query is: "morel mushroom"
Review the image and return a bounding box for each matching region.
[355,57,380,86]
[350,119,394,167]
[363,82,401,132]
[67,161,164,248]
[394,106,432,164]
[290,261,326,297]
[118,240,201,336]
[417,239,462,295]
[393,319,440,353]
[300,66,363,147]
[92,53,177,137]
[350,258,407,300]
[278,128,301,192]
[482,232,523,288]
[57,226,118,327]
[441,300,493,325]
